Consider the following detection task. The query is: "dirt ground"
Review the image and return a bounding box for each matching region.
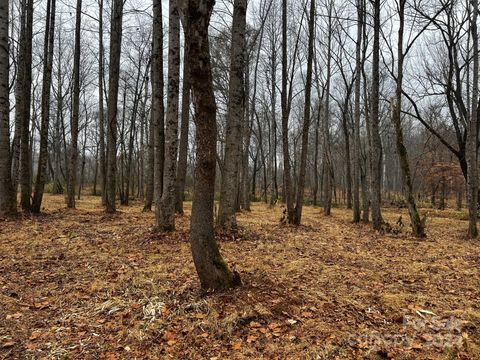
[0,194,479,359]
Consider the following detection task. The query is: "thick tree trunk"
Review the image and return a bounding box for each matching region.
[105,0,124,213]
[16,0,33,211]
[175,44,191,215]
[156,0,181,232]
[32,0,56,213]
[370,0,383,229]
[293,0,315,225]
[185,0,239,290]
[218,0,247,229]
[467,0,478,238]
[152,0,165,215]
[66,0,82,209]
[0,0,15,216]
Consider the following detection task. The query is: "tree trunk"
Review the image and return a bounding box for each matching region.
[281,0,295,223]
[323,2,334,216]
[391,0,425,238]
[98,0,106,205]
[184,0,239,290]
[66,0,82,209]
[352,0,363,222]
[156,0,181,232]
[32,0,56,213]
[0,0,16,216]
[293,0,315,225]
[217,0,247,229]
[370,0,383,229]
[467,0,478,238]
[175,40,191,215]
[16,0,34,211]
[152,0,165,215]
[105,0,124,213]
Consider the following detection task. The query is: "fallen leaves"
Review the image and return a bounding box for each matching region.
[0,195,479,359]
[5,312,23,320]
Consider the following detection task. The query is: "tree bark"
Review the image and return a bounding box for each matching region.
[98,0,106,205]
[281,0,295,223]
[105,0,124,213]
[0,0,15,216]
[391,0,425,237]
[15,0,33,211]
[175,42,191,215]
[370,0,383,229]
[152,0,165,215]
[156,0,181,231]
[66,0,82,209]
[217,0,247,229]
[184,0,239,290]
[323,1,333,216]
[467,0,478,238]
[293,0,315,225]
[352,0,363,222]
[32,0,56,213]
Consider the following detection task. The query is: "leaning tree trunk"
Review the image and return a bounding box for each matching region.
[105,0,124,213]
[32,0,56,213]
[175,42,191,215]
[184,0,239,290]
[293,0,315,225]
[152,0,165,214]
[0,0,16,216]
[370,0,383,229]
[156,0,180,232]
[467,0,479,238]
[391,0,425,238]
[66,0,82,209]
[217,0,247,229]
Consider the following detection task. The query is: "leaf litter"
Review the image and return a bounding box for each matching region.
[0,194,479,359]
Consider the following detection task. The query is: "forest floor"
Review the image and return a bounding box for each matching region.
[0,195,479,359]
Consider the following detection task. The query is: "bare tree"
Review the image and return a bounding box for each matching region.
[15,0,34,211]
[352,0,364,222]
[293,0,315,225]
[32,0,56,213]
[66,0,82,209]
[218,0,247,229]
[98,0,106,205]
[184,0,240,290]
[157,0,181,231]
[105,0,124,213]
[151,0,165,214]
[370,0,383,229]
[281,0,294,223]
[467,0,478,237]
[0,0,15,216]
[175,41,191,215]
